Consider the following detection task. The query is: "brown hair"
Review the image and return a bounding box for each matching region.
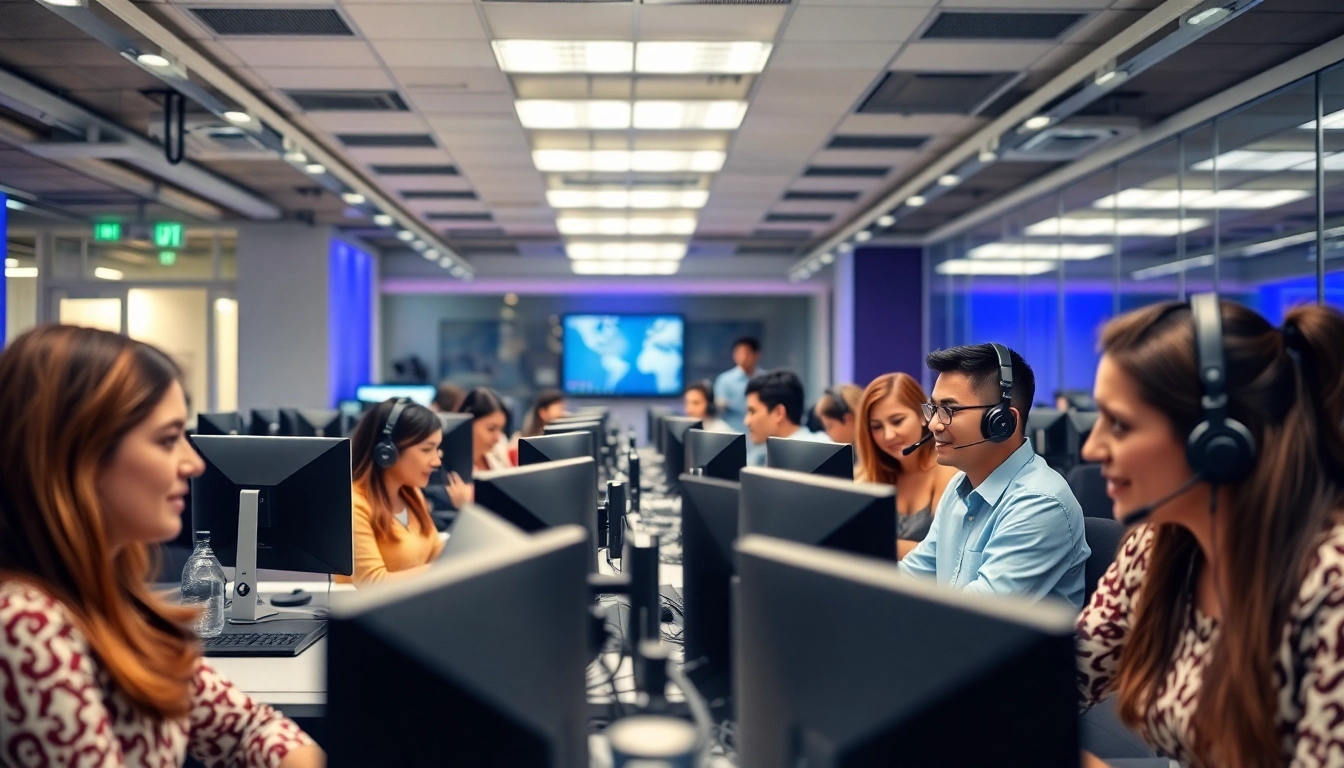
[0,325,199,719]
[349,398,439,542]
[854,373,936,486]
[1101,300,1344,768]
[814,383,862,423]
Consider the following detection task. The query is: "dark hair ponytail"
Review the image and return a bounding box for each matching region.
[1283,304,1344,473]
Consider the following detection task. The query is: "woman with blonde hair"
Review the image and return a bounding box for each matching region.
[855,372,959,558]
[0,325,321,766]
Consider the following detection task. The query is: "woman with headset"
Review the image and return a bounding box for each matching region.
[854,373,959,557]
[683,380,733,433]
[346,398,445,586]
[445,388,511,508]
[814,383,863,445]
[1077,295,1344,768]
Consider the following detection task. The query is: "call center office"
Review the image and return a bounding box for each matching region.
[4,1,1344,766]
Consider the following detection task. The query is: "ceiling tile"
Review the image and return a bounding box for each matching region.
[425,115,526,135]
[344,4,486,39]
[371,40,496,68]
[810,148,918,167]
[347,147,456,165]
[782,8,932,43]
[252,67,394,89]
[404,90,515,115]
[306,112,430,132]
[1065,10,1147,45]
[1028,43,1093,73]
[635,6,790,41]
[890,41,1057,71]
[434,131,532,150]
[941,0,1110,6]
[388,67,509,92]
[749,70,879,115]
[836,113,980,134]
[769,41,901,70]
[222,40,380,68]
[382,176,474,192]
[483,4,636,39]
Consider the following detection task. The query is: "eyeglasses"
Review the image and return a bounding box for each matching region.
[921,402,997,426]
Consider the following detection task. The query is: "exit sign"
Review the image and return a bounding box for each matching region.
[154,222,183,248]
[92,222,121,242]
[159,250,176,266]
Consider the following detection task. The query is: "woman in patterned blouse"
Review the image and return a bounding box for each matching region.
[0,326,323,768]
[1076,298,1344,768]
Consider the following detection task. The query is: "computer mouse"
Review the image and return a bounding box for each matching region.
[271,589,312,608]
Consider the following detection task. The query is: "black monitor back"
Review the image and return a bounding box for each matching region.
[647,406,673,452]
[686,429,746,482]
[739,467,895,561]
[765,437,853,480]
[1069,410,1099,464]
[327,526,591,768]
[679,474,740,700]
[281,408,343,438]
[661,416,702,488]
[520,432,596,467]
[734,535,1078,768]
[1026,408,1071,465]
[436,412,475,484]
[475,457,599,569]
[543,421,602,468]
[247,408,282,436]
[188,435,353,575]
[196,412,244,436]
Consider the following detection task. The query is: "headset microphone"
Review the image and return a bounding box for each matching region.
[1119,474,1203,527]
[953,438,994,451]
[902,432,934,456]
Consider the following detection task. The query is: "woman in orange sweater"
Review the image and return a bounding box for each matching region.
[348,398,445,586]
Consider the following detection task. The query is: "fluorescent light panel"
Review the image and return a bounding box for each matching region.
[935,259,1057,276]
[1024,217,1211,237]
[546,189,710,210]
[566,242,688,260]
[533,150,725,173]
[1190,150,1344,172]
[515,101,630,130]
[1300,109,1344,131]
[557,216,698,236]
[634,101,747,130]
[5,267,38,278]
[1094,188,1312,210]
[493,40,772,75]
[572,260,681,276]
[94,267,124,280]
[515,101,747,130]
[967,243,1112,260]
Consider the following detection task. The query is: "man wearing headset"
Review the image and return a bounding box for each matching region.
[898,343,1090,609]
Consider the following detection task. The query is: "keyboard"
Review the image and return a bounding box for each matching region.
[202,621,326,657]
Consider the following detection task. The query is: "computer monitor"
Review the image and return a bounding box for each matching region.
[247,408,281,436]
[685,429,746,482]
[196,412,244,436]
[733,535,1078,768]
[520,432,595,466]
[679,474,740,703]
[661,416,702,489]
[355,383,437,407]
[437,412,475,484]
[739,467,896,561]
[327,526,591,768]
[765,437,854,480]
[1069,410,1099,463]
[474,457,600,570]
[439,505,528,559]
[543,420,602,471]
[1026,408,1071,468]
[188,435,353,623]
[647,406,673,451]
[280,408,343,438]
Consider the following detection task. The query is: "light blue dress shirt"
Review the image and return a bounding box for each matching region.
[713,366,752,433]
[897,439,1090,610]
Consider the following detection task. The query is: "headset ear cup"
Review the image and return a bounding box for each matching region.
[982,405,1017,443]
[1186,418,1255,485]
[374,440,399,469]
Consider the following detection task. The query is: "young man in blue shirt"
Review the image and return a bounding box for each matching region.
[898,343,1090,609]
[742,370,828,467]
[713,336,761,433]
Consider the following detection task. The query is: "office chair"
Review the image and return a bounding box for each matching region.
[1083,517,1125,606]
[1068,464,1113,519]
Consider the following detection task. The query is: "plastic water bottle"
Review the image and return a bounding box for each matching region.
[181,532,227,638]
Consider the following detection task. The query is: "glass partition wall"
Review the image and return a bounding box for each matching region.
[928,61,1344,402]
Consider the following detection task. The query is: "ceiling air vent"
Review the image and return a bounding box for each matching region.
[860,72,1018,115]
[189,8,353,36]
[460,245,520,257]
[446,228,507,239]
[1003,125,1131,162]
[750,229,812,240]
[804,166,890,178]
[827,135,928,150]
[428,212,493,221]
[783,190,860,202]
[337,134,437,148]
[373,165,459,176]
[736,245,797,256]
[765,213,833,223]
[286,90,407,112]
[921,12,1086,41]
[401,191,478,200]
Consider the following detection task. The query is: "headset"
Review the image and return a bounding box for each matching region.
[374,398,411,469]
[981,343,1018,443]
[824,386,850,419]
[1186,292,1256,485]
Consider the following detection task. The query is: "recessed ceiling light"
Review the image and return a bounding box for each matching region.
[94,267,124,281]
[1023,115,1052,131]
[855,231,872,242]
[820,252,835,264]
[1093,188,1312,210]
[4,258,15,268]
[633,101,748,130]
[935,259,1057,276]
[305,163,326,175]
[1094,69,1128,87]
[137,53,171,68]
[449,265,466,276]
[838,242,853,254]
[6,198,27,210]
[967,243,1112,260]
[1186,7,1230,26]
[566,242,688,260]
[978,149,998,163]
[546,189,710,210]
[636,42,772,74]
[515,100,630,130]
[41,0,84,6]
[411,240,427,251]
[877,215,895,227]
[808,259,822,270]
[492,40,633,74]
[5,267,38,278]
[397,230,415,242]
[223,111,251,125]
[938,174,960,187]
[906,195,927,207]
[372,214,394,226]
[341,192,366,205]
[1024,216,1210,237]
[557,216,698,236]
[571,259,681,276]
[533,150,726,173]
[284,150,307,164]
[424,249,439,259]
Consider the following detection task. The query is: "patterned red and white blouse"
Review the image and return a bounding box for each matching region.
[1077,523,1344,767]
[0,581,315,768]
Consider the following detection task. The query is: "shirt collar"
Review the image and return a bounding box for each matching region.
[958,438,1035,507]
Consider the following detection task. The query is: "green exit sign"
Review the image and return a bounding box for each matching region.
[92,222,121,242]
[159,250,177,266]
[154,222,183,248]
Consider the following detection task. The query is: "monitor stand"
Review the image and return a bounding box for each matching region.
[229,489,277,624]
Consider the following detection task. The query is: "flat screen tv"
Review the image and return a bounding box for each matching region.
[562,314,684,397]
